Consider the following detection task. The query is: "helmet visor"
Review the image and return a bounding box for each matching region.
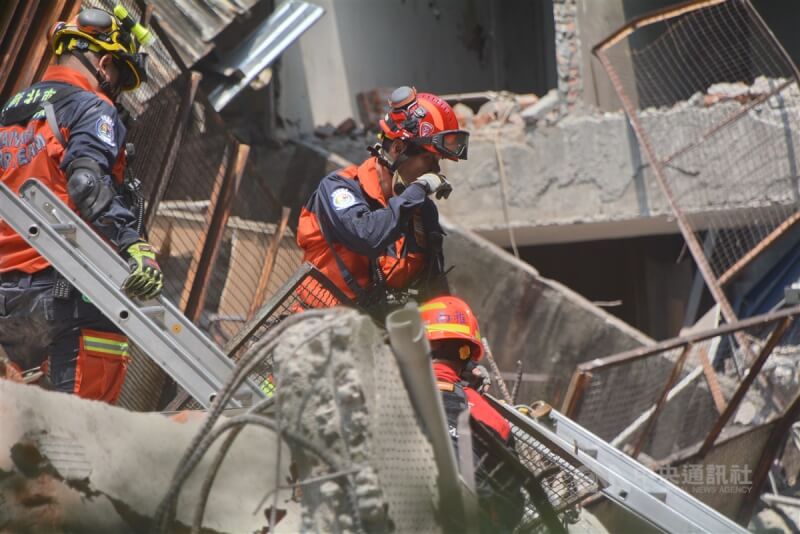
[415,130,469,160]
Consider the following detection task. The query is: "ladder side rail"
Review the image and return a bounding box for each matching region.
[0,180,263,407]
[488,397,747,534]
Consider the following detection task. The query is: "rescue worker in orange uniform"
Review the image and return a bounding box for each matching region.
[420,296,525,532]
[296,86,468,315]
[0,8,163,403]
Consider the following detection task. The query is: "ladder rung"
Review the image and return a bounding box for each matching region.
[50,223,75,236]
[139,306,166,324]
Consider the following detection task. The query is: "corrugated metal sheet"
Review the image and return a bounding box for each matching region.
[150,0,263,67]
[208,0,324,110]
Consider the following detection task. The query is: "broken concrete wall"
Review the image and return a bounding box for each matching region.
[442,220,653,403]
[439,84,800,247]
[0,381,293,532]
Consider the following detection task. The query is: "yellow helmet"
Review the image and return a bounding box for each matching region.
[49,8,148,92]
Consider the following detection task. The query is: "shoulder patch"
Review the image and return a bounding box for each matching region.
[331,187,357,211]
[95,114,116,147]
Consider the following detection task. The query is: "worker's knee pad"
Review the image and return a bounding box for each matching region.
[66,157,114,221]
[73,328,130,404]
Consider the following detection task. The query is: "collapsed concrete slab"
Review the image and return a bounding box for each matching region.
[442,221,653,403]
[0,381,293,533]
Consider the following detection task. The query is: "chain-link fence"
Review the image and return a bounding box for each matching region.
[78,0,306,410]
[594,0,800,328]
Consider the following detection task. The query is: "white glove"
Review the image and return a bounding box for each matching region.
[414,173,453,200]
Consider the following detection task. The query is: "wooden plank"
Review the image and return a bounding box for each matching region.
[12,0,68,93]
[247,207,291,320]
[560,370,592,419]
[0,1,38,102]
[181,143,250,323]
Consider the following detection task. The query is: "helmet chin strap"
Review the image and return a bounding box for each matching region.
[69,51,120,100]
[368,142,411,194]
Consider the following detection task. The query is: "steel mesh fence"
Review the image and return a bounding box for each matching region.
[661,420,776,520]
[567,312,800,462]
[595,0,800,322]
[78,1,305,410]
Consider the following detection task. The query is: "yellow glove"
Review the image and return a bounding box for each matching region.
[123,242,163,299]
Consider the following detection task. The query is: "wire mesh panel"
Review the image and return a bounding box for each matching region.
[662,421,776,520]
[567,312,800,462]
[509,421,598,531]
[225,263,353,392]
[594,0,800,325]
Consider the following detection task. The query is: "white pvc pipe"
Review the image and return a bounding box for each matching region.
[385,306,472,533]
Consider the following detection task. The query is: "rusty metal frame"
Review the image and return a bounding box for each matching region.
[569,305,800,375]
[561,306,800,456]
[739,389,800,523]
[181,143,250,323]
[698,316,793,455]
[591,0,800,377]
[632,343,692,458]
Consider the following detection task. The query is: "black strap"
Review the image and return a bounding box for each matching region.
[318,213,369,302]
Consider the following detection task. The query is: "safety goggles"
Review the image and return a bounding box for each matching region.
[413,130,470,161]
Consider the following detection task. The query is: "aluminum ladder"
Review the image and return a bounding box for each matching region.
[0,179,264,408]
[488,398,748,533]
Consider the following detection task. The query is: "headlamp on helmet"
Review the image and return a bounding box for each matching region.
[49,6,151,92]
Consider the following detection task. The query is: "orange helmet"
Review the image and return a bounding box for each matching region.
[379,86,469,161]
[419,296,484,362]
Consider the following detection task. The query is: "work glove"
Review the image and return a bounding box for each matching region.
[123,241,163,300]
[463,363,491,394]
[414,173,453,200]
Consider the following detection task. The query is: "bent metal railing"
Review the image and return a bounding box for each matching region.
[593,0,800,375]
[561,305,800,523]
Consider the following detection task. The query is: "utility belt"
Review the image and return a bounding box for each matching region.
[0,267,73,299]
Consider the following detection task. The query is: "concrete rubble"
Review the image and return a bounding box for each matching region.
[0,380,295,533]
